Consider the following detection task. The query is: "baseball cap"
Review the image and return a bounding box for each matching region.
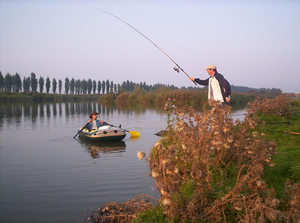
[89,111,99,118]
[205,64,216,70]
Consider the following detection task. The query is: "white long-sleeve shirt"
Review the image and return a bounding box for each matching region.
[208,76,224,102]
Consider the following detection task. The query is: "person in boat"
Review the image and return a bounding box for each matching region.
[86,111,107,131]
[189,64,231,105]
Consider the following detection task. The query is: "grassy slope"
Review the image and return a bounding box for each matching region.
[259,99,300,195]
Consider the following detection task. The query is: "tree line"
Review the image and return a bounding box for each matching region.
[0,71,282,96]
[0,72,177,94]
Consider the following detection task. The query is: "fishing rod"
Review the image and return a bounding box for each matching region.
[266,129,300,135]
[99,9,197,85]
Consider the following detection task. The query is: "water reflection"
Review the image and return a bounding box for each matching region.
[53,102,57,116]
[0,103,23,126]
[0,100,247,222]
[39,103,44,117]
[59,103,62,117]
[78,139,126,158]
[46,103,51,118]
[0,101,247,131]
[23,103,31,119]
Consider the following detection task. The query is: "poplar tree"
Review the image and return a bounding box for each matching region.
[81,79,87,94]
[46,77,51,94]
[39,76,44,93]
[0,72,4,92]
[92,80,96,94]
[58,79,62,94]
[23,76,31,92]
[110,81,114,93]
[13,73,22,92]
[70,78,75,94]
[106,79,110,94]
[75,79,81,94]
[65,77,69,94]
[97,81,101,94]
[87,79,92,94]
[4,73,13,92]
[52,78,57,94]
[102,80,105,94]
[30,72,38,92]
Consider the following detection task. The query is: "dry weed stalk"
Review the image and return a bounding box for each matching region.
[89,194,157,222]
[284,180,300,222]
[247,94,290,115]
[89,95,299,223]
[148,95,299,222]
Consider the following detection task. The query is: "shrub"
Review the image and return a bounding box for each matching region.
[147,96,299,222]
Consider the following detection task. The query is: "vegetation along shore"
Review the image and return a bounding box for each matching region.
[0,86,282,106]
[1,71,282,105]
[89,94,299,222]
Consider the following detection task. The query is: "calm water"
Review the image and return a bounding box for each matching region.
[0,102,246,222]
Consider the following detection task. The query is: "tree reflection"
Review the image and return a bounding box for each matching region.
[53,103,57,117]
[39,103,44,118]
[0,101,248,133]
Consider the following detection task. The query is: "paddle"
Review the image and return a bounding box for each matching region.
[73,122,89,139]
[106,123,140,136]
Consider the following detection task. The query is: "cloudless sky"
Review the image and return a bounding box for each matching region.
[0,0,299,92]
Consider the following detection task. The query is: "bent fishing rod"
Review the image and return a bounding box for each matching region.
[99,9,197,85]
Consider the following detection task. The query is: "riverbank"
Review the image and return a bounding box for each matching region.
[89,95,300,222]
[100,88,279,106]
[0,88,280,105]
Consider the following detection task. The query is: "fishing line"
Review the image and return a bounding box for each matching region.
[99,9,197,85]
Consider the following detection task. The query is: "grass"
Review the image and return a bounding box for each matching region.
[258,100,300,196]
[132,205,167,223]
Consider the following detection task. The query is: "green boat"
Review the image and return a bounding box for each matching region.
[78,125,126,142]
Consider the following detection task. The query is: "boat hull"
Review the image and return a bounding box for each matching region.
[78,126,126,142]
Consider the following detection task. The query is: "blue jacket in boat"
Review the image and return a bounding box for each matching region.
[87,119,105,131]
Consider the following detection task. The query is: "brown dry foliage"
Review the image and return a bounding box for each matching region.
[89,194,157,222]
[89,95,299,223]
[247,94,290,115]
[148,95,299,222]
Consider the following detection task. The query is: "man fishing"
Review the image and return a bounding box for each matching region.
[189,64,231,105]
[101,10,229,95]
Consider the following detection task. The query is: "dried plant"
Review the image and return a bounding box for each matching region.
[148,95,299,222]
[284,180,300,222]
[247,94,290,115]
[89,95,299,222]
[88,194,157,222]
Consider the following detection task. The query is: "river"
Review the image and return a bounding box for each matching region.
[0,101,246,222]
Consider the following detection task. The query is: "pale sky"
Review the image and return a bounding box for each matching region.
[0,0,299,93]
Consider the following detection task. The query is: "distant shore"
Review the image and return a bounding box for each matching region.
[0,88,282,105]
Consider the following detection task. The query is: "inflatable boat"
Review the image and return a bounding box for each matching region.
[78,125,126,142]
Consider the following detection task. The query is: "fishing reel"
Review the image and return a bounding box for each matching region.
[173,67,180,73]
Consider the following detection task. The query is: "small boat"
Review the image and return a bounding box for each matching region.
[78,125,126,142]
